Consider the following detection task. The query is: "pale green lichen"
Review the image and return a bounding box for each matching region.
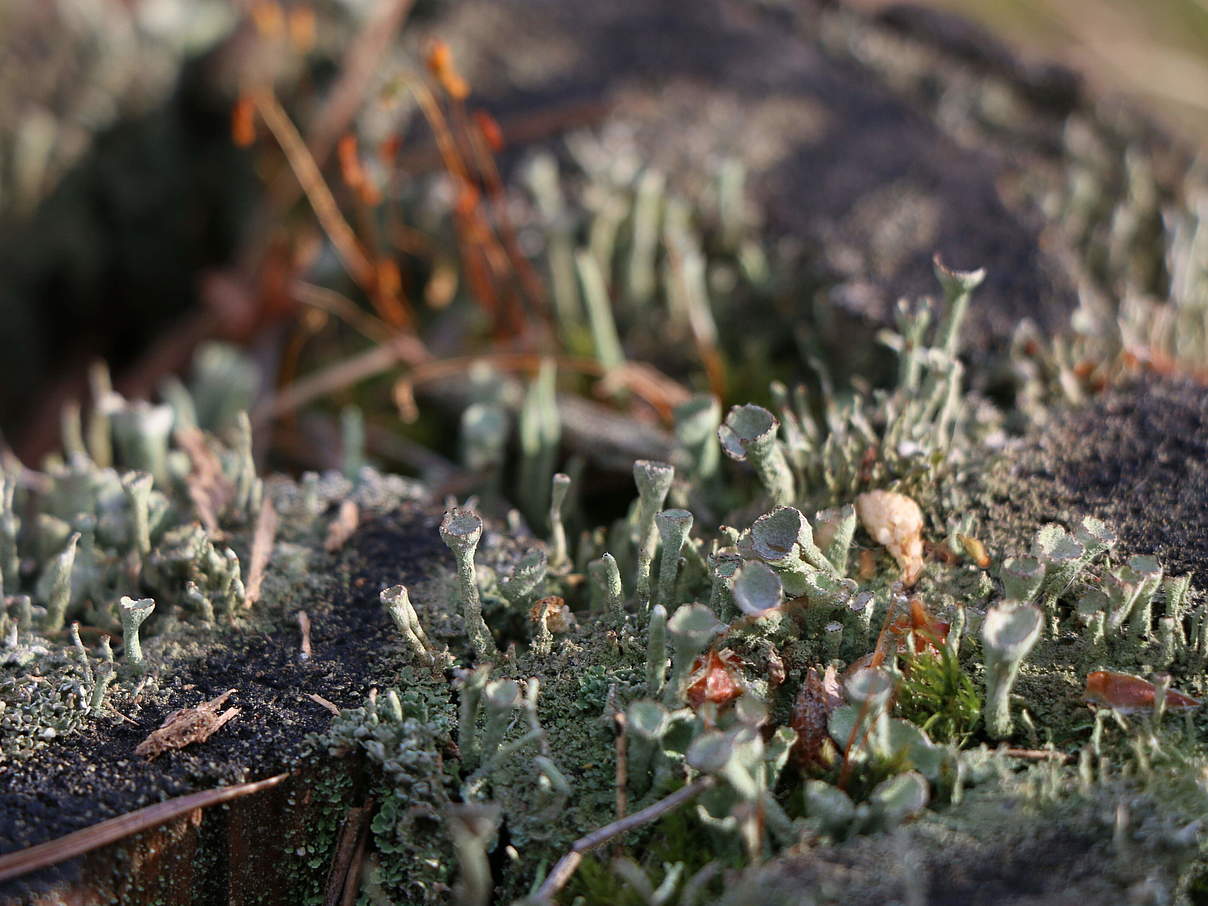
[4,189,1207,906]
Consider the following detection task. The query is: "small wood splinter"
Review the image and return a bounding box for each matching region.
[298,610,313,661]
[324,499,360,552]
[135,689,241,759]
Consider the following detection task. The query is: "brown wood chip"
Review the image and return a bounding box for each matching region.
[324,499,360,552]
[298,610,313,660]
[243,497,279,609]
[135,689,241,759]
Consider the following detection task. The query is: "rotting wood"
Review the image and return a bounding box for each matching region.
[323,800,375,906]
[0,774,288,884]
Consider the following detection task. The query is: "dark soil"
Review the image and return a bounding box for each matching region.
[982,376,1208,585]
[421,0,1086,347]
[0,500,450,898]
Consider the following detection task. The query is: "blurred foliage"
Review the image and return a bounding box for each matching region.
[850,0,1208,142]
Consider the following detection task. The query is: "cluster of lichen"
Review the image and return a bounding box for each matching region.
[290,257,1207,904]
[0,344,278,762]
[1,149,1202,903]
[2,249,1203,903]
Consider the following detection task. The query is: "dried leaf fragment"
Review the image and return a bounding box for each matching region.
[889,598,950,655]
[856,489,925,585]
[791,665,844,769]
[135,690,241,759]
[957,534,991,568]
[685,649,746,709]
[1084,671,1200,714]
[529,596,574,634]
[324,499,360,552]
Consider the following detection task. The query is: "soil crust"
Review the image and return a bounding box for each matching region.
[983,376,1208,585]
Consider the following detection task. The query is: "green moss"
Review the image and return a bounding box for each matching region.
[896,645,981,746]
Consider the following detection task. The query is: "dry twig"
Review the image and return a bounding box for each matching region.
[324,800,376,906]
[251,87,377,292]
[252,333,430,424]
[1004,748,1072,763]
[298,610,313,661]
[306,693,341,716]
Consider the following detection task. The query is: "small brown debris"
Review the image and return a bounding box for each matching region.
[791,665,844,769]
[135,690,241,759]
[530,596,574,634]
[324,499,360,552]
[243,498,279,609]
[857,548,878,580]
[176,428,234,538]
[761,644,786,687]
[298,610,313,661]
[306,693,341,716]
[957,534,991,568]
[685,649,745,709]
[924,539,959,566]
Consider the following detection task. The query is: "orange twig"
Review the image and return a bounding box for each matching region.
[251,87,376,291]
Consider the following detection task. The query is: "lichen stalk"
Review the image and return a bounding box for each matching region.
[654,509,693,610]
[440,507,494,662]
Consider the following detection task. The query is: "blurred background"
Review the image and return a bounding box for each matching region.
[0,0,1204,517]
[853,0,1208,143]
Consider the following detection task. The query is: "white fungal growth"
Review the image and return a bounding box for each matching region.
[855,490,925,585]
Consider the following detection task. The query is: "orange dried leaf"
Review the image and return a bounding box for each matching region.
[1084,671,1200,713]
[957,534,991,568]
[890,598,949,655]
[231,97,256,148]
[686,649,745,709]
